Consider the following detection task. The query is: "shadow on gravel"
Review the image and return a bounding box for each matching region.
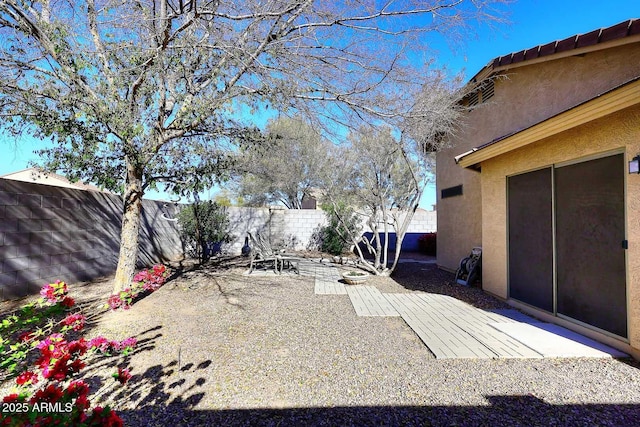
[119,394,640,426]
[391,263,509,309]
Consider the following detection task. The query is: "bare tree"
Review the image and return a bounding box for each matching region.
[0,0,505,292]
[232,116,331,208]
[323,72,466,275]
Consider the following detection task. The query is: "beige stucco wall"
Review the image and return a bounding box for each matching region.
[480,105,640,351]
[437,41,640,272]
[435,156,482,271]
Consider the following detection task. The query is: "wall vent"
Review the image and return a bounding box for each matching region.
[441,184,463,199]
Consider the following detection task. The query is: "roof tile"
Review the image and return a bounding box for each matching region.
[487,19,638,73]
[500,55,513,66]
[511,50,526,63]
[600,21,631,42]
[538,41,557,57]
[576,29,602,48]
[556,35,577,53]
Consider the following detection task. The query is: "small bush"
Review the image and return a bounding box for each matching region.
[177,201,232,262]
[418,232,437,256]
[309,203,360,256]
[318,221,348,255]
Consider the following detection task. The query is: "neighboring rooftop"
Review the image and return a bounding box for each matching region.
[1,167,105,192]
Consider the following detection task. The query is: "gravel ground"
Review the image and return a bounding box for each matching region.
[3,257,640,426]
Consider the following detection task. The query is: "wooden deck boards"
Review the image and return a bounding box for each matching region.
[314,279,347,295]
[307,264,621,359]
[384,294,543,359]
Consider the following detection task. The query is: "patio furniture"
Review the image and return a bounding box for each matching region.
[248,232,279,273]
[278,255,300,275]
[248,232,299,274]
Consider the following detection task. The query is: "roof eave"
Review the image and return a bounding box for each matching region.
[467,19,640,87]
[457,77,640,169]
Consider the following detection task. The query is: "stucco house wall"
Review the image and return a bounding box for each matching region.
[438,20,640,356]
[480,100,640,356]
[437,38,640,272]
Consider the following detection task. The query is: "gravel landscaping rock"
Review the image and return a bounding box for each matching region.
[3,257,639,426]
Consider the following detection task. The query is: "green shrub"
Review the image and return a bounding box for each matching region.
[310,202,360,256]
[177,201,231,262]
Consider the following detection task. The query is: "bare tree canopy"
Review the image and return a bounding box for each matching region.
[322,70,466,275]
[322,126,424,275]
[0,0,506,291]
[232,116,332,209]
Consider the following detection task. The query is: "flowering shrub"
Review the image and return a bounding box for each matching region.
[2,380,123,426]
[107,289,134,311]
[0,281,137,426]
[113,368,132,385]
[88,336,137,356]
[107,264,169,310]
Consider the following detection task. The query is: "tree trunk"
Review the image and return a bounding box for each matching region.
[112,160,143,294]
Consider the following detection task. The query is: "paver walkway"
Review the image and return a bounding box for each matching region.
[385,294,544,359]
[300,260,627,360]
[346,285,398,317]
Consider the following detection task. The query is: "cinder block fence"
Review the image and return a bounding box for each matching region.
[0,177,437,300]
[0,179,181,300]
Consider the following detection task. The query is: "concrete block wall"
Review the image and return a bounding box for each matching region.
[282,208,327,249]
[224,206,273,254]
[221,206,435,254]
[404,210,437,233]
[0,179,182,300]
[362,210,438,252]
[0,179,436,299]
[223,206,327,253]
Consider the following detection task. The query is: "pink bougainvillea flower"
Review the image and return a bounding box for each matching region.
[39,281,69,303]
[30,384,64,403]
[68,358,86,374]
[120,337,137,349]
[39,286,55,302]
[67,338,88,356]
[42,356,71,381]
[87,406,124,427]
[133,270,151,283]
[67,380,90,398]
[113,367,132,385]
[61,296,75,307]
[107,294,122,310]
[63,313,86,331]
[88,406,124,427]
[88,336,112,353]
[2,393,20,403]
[16,371,38,386]
[36,333,65,353]
[18,331,35,342]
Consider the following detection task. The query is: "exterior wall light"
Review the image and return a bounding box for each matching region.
[629,155,640,174]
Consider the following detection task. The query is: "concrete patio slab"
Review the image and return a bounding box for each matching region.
[491,322,628,358]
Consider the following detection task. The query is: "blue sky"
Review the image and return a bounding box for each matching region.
[1,1,638,206]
